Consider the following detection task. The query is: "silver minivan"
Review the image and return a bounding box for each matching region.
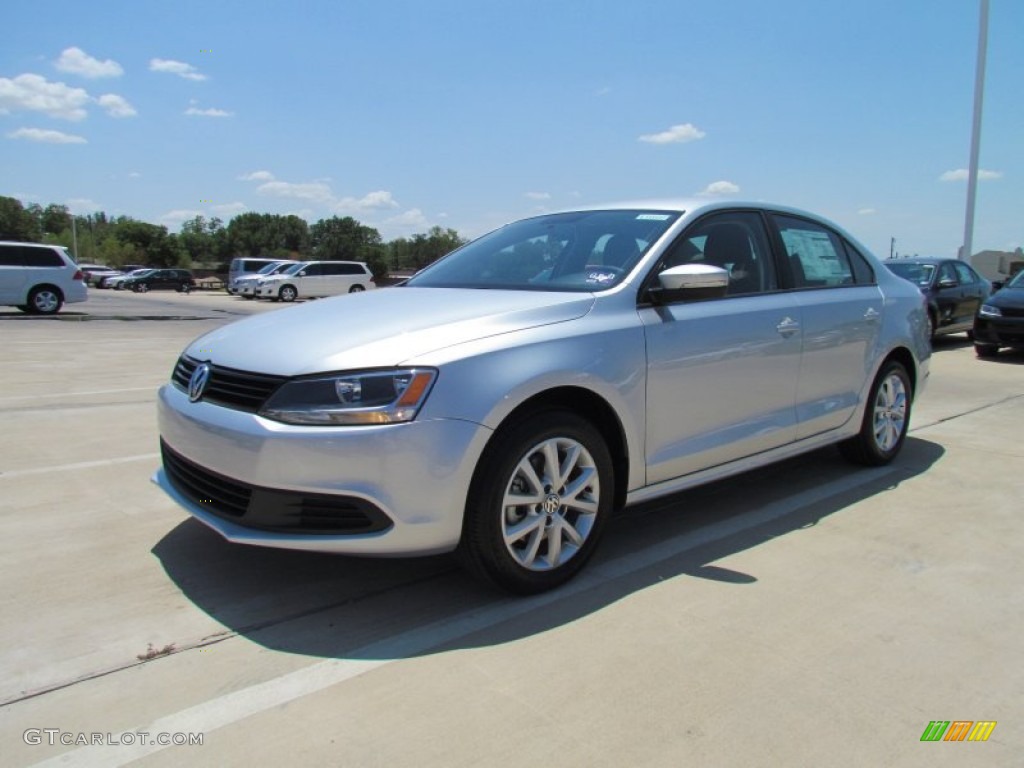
[0,241,88,314]
[155,200,930,593]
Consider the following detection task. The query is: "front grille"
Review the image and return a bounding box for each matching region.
[161,441,393,535]
[998,306,1024,319]
[172,356,286,412]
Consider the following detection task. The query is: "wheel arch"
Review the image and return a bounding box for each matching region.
[479,385,630,511]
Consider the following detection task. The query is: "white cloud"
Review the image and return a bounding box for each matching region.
[386,208,430,229]
[257,180,334,203]
[525,192,551,200]
[96,93,137,117]
[6,127,87,144]
[0,74,91,120]
[595,87,611,97]
[238,170,275,182]
[128,171,142,178]
[185,104,233,118]
[939,168,1002,182]
[210,202,247,217]
[698,180,739,196]
[54,47,123,79]
[334,190,400,213]
[161,209,204,223]
[149,58,207,81]
[66,197,101,213]
[858,207,877,215]
[639,123,706,145]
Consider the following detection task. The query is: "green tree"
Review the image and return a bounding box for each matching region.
[309,216,387,276]
[0,196,42,241]
[41,204,72,237]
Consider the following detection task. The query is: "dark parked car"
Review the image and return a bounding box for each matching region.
[123,268,195,293]
[974,270,1024,357]
[884,257,990,339]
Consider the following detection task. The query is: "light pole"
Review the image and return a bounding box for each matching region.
[961,0,989,262]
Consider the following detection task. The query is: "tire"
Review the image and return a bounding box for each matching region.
[133,283,149,293]
[975,343,999,358]
[279,285,297,302]
[840,361,912,466]
[925,311,936,341]
[242,295,254,300]
[458,410,613,594]
[177,283,191,294]
[27,286,63,315]
[16,305,30,313]
[349,285,365,293]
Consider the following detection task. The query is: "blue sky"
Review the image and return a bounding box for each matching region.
[1,0,1021,258]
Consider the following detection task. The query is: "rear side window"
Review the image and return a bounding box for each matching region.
[337,263,365,275]
[20,246,65,267]
[0,245,24,266]
[843,240,876,284]
[771,215,855,288]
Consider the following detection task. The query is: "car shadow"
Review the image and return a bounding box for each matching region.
[152,437,944,661]
[973,348,1024,365]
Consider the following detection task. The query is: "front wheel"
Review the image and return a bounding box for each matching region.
[133,283,149,293]
[975,343,999,358]
[840,361,911,466]
[348,285,365,293]
[279,285,297,302]
[458,410,613,594]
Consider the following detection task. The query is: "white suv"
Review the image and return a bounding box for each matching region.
[256,261,375,302]
[0,241,88,314]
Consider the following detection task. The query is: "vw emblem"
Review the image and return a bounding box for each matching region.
[188,363,211,403]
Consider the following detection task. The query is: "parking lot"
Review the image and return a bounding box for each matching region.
[1,290,1021,766]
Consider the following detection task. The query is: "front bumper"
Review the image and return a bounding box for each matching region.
[155,383,492,555]
[974,315,1024,348]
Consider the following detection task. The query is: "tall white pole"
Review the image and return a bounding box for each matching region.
[961,0,989,262]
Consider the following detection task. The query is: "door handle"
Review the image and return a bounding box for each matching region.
[776,316,800,336]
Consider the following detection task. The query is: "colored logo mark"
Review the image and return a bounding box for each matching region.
[920,721,996,742]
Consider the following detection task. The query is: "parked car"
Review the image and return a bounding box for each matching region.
[0,241,88,314]
[102,268,151,290]
[256,260,375,301]
[155,200,930,594]
[123,268,195,293]
[973,270,1024,357]
[78,264,121,287]
[231,260,297,299]
[227,257,285,294]
[884,257,990,339]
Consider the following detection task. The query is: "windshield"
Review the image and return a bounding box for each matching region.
[280,262,308,276]
[886,262,934,287]
[130,269,154,277]
[256,262,285,275]
[1005,270,1024,289]
[405,209,681,291]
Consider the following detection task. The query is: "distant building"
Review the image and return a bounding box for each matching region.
[971,248,1024,281]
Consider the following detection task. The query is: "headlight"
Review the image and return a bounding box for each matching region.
[979,304,1002,318]
[259,369,437,425]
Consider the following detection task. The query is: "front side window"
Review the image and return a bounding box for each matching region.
[657,211,776,296]
[772,215,855,288]
[953,262,978,284]
[405,210,680,292]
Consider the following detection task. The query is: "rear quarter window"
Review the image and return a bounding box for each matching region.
[20,247,65,267]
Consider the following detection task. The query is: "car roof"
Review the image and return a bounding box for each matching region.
[886,257,952,264]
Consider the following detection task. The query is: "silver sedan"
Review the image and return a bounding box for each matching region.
[154,200,930,593]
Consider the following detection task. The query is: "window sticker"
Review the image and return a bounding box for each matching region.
[585,270,618,284]
[636,214,672,221]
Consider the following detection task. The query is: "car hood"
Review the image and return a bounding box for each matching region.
[989,286,1024,308]
[186,287,595,375]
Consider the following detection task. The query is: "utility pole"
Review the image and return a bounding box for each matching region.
[961,0,989,262]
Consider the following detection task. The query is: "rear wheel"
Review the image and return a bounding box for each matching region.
[134,283,149,293]
[28,286,63,315]
[840,361,911,466]
[458,410,613,594]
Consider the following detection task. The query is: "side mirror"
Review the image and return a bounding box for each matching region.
[990,280,1005,291]
[649,264,729,304]
[937,278,957,289]
[298,271,307,277]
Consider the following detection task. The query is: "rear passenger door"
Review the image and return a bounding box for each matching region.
[768,214,884,439]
